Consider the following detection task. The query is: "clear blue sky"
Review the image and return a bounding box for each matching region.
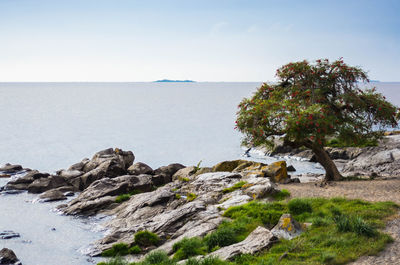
[0,0,399,81]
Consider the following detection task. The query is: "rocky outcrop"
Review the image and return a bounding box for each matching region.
[208,226,276,260]
[39,189,67,202]
[128,162,153,175]
[0,248,20,265]
[0,231,20,240]
[0,164,23,174]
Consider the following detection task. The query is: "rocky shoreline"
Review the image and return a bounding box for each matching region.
[1,135,400,264]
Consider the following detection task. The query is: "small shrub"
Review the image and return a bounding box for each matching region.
[187,193,197,202]
[115,194,131,203]
[172,237,207,260]
[175,194,181,199]
[222,181,247,194]
[272,189,291,201]
[134,231,160,247]
[101,243,131,257]
[97,256,128,265]
[181,177,190,182]
[311,216,330,228]
[143,250,172,264]
[204,226,237,251]
[129,245,141,254]
[288,198,312,215]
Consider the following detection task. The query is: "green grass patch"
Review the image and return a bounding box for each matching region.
[115,190,143,203]
[172,237,207,260]
[101,243,141,257]
[326,137,378,148]
[272,189,291,201]
[134,230,160,247]
[222,181,247,194]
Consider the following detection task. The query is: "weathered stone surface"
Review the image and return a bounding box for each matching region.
[39,189,67,202]
[0,164,22,174]
[0,248,20,265]
[128,162,153,175]
[287,165,296,172]
[154,164,185,179]
[27,175,69,194]
[271,214,304,240]
[62,174,153,215]
[243,178,276,199]
[172,166,195,181]
[62,195,117,216]
[265,161,288,183]
[68,158,90,171]
[0,174,10,178]
[209,226,275,260]
[212,160,249,172]
[56,169,83,180]
[0,231,20,240]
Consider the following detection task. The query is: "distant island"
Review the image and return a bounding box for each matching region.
[154,79,196,83]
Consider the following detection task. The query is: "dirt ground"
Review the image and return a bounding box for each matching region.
[278,178,400,265]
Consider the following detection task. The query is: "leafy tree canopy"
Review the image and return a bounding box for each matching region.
[236,59,399,180]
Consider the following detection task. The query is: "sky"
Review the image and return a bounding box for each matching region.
[0,0,399,82]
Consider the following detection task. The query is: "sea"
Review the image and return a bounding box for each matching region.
[0,82,399,265]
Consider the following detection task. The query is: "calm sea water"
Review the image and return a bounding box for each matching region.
[0,82,399,265]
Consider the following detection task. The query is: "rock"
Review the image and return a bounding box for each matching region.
[236,162,268,178]
[128,162,153,175]
[192,167,212,177]
[63,174,153,215]
[56,169,83,179]
[212,160,249,172]
[209,226,275,260]
[82,148,134,173]
[265,161,288,183]
[27,175,70,194]
[39,189,67,202]
[172,166,196,181]
[0,164,22,174]
[0,174,10,178]
[287,165,296,172]
[0,248,20,265]
[271,214,304,240]
[0,231,20,239]
[154,164,185,180]
[68,158,90,171]
[243,178,277,199]
[5,170,50,191]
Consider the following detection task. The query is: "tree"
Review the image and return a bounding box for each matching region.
[236,59,399,181]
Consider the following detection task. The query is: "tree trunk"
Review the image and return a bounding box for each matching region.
[303,141,342,181]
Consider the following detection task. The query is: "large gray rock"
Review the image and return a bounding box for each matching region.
[39,189,67,202]
[62,174,153,215]
[0,248,20,265]
[172,166,196,181]
[0,164,22,174]
[5,170,49,191]
[0,231,20,240]
[128,162,153,175]
[154,163,185,181]
[209,226,275,260]
[27,175,70,194]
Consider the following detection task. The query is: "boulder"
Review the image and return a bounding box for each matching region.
[0,164,22,174]
[192,167,212,177]
[82,148,134,173]
[0,174,10,178]
[27,175,70,194]
[172,166,196,181]
[56,169,83,180]
[287,165,296,172]
[271,214,304,240]
[128,162,153,175]
[0,231,20,239]
[63,174,153,215]
[243,178,277,199]
[68,158,90,171]
[0,248,20,265]
[209,226,276,260]
[39,189,67,202]
[5,170,50,191]
[212,160,249,172]
[265,161,288,183]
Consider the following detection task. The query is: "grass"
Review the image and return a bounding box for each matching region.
[187,192,197,202]
[115,190,143,203]
[222,181,247,194]
[134,230,160,247]
[101,243,141,257]
[99,197,398,265]
[272,189,291,201]
[326,137,378,148]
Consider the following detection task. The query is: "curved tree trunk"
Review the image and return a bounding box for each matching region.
[304,141,342,181]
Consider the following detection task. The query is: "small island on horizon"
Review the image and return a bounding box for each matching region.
[154,79,196,83]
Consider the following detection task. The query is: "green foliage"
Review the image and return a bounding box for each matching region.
[186,256,229,265]
[193,160,203,174]
[142,251,173,264]
[204,224,238,251]
[222,181,247,193]
[326,137,378,148]
[288,198,313,215]
[101,243,141,257]
[172,237,207,260]
[115,194,131,203]
[236,59,399,148]
[272,189,291,201]
[134,231,160,247]
[187,192,197,202]
[175,194,181,199]
[334,214,376,237]
[97,256,128,265]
